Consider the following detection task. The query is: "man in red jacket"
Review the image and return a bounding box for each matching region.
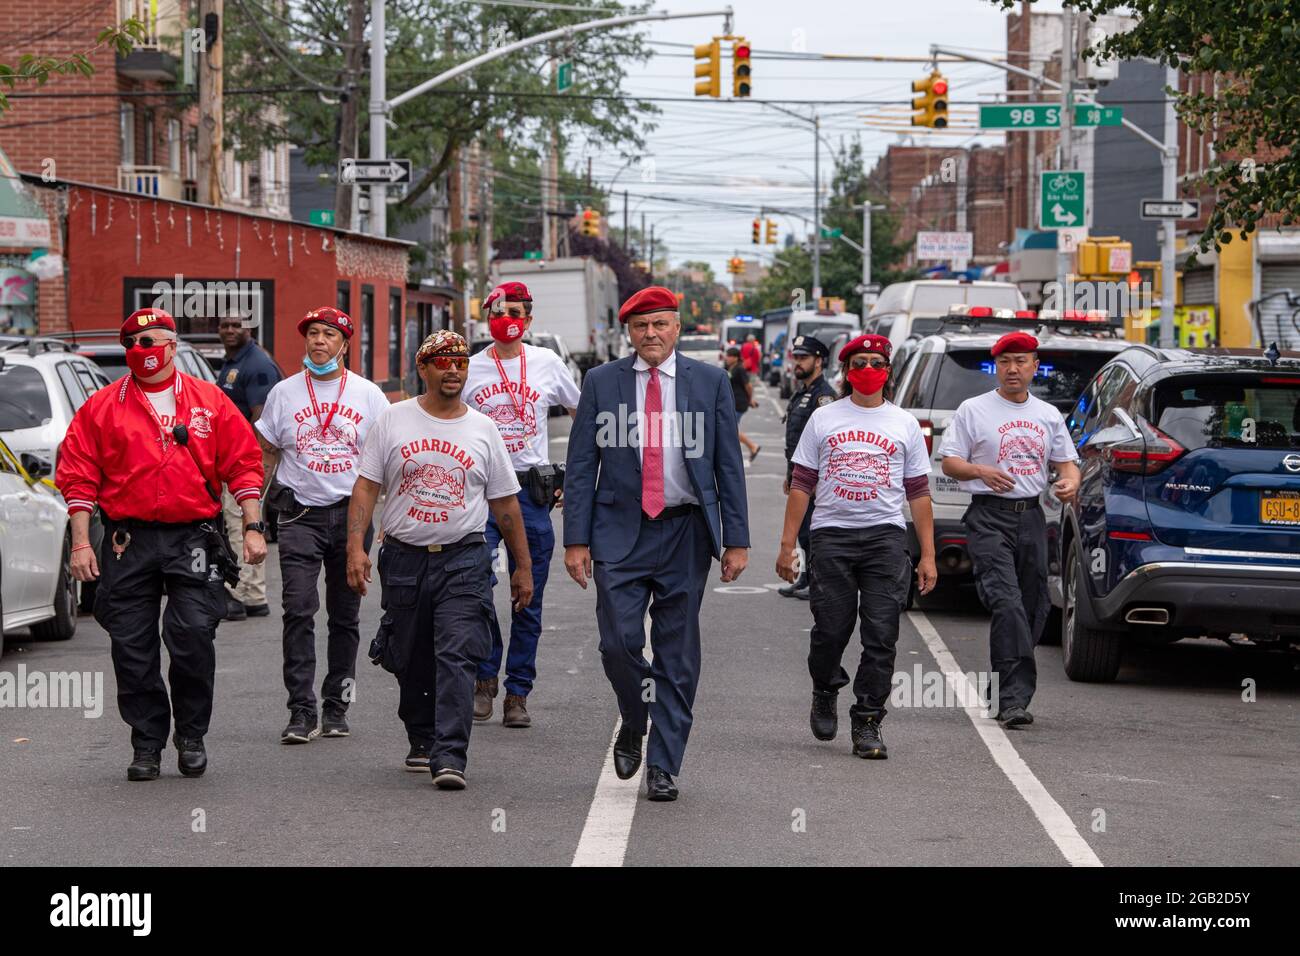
[56,308,266,782]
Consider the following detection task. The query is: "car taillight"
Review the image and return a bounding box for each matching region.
[1108,530,1152,541]
[1107,417,1185,475]
[918,418,934,455]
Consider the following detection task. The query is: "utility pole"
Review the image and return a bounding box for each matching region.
[640,211,645,267]
[196,0,224,207]
[334,0,366,230]
[449,147,465,331]
[478,141,493,303]
[1027,72,1040,236]
[649,223,655,280]
[1056,5,1074,304]
[812,110,821,302]
[368,0,388,237]
[623,189,628,254]
[1159,63,1178,348]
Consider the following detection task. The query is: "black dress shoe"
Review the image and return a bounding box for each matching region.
[645,766,678,802]
[810,690,838,741]
[173,734,207,777]
[612,722,643,780]
[778,573,808,598]
[243,603,270,618]
[126,748,161,782]
[999,706,1032,729]
[793,585,811,601]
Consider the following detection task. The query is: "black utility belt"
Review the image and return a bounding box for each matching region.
[642,503,700,522]
[384,532,486,554]
[102,514,220,529]
[971,494,1040,513]
[265,482,348,513]
[516,463,565,510]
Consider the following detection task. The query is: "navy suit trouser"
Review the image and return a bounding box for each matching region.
[593,509,713,777]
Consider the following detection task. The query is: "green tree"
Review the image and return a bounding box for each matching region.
[753,138,912,313]
[0,20,145,113]
[993,0,1299,254]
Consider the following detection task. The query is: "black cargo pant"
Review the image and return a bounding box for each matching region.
[278,499,373,717]
[807,524,911,721]
[964,496,1050,713]
[380,536,494,774]
[94,516,226,751]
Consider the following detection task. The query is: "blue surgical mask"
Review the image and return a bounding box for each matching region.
[303,354,340,375]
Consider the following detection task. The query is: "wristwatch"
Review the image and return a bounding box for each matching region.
[243,521,267,535]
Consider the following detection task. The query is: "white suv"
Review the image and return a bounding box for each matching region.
[891,313,1131,589]
[0,338,112,472]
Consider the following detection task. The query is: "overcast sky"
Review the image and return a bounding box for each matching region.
[573,0,1071,277]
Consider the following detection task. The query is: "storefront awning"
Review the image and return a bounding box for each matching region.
[0,147,51,247]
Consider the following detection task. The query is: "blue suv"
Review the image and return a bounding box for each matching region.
[1049,345,1300,681]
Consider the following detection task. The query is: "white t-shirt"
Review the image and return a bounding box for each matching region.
[464,343,581,468]
[792,398,931,531]
[144,387,178,427]
[256,371,391,506]
[358,398,520,546]
[937,389,1078,498]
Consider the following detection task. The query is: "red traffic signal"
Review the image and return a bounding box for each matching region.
[734,43,750,59]
[932,78,948,97]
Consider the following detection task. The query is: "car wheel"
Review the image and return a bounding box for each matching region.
[1061,544,1122,682]
[32,535,77,642]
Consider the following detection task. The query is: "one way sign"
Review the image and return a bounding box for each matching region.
[339,158,412,186]
[1140,199,1200,220]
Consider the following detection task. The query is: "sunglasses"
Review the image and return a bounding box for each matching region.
[426,355,469,370]
[849,356,889,369]
[123,335,174,349]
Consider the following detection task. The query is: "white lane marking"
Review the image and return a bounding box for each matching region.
[572,613,653,867]
[906,610,1104,868]
[768,396,783,417]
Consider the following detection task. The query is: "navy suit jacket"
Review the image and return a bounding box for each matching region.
[563,352,750,565]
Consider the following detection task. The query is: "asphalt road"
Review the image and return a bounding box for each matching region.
[2,378,1297,867]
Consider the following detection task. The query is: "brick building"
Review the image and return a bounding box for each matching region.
[867,144,1008,269]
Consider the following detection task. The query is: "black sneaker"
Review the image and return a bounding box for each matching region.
[281,709,319,744]
[850,715,888,759]
[999,706,1032,729]
[320,708,350,738]
[173,734,207,777]
[809,690,838,741]
[433,767,466,790]
[223,596,247,622]
[404,745,431,772]
[779,574,808,598]
[126,748,161,782]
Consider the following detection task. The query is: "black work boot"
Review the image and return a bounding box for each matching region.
[127,748,161,782]
[850,714,888,760]
[809,690,838,741]
[173,734,208,777]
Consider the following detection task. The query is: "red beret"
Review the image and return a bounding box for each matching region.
[120,308,176,342]
[838,333,892,363]
[618,285,679,323]
[298,306,354,339]
[991,332,1039,356]
[484,281,532,315]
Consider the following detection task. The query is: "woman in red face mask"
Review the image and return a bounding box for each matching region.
[775,333,938,762]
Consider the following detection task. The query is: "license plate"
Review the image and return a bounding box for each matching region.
[1260,490,1300,525]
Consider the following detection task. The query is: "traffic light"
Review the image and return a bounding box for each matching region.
[751,218,761,244]
[694,38,720,98]
[910,71,949,128]
[764,218,777,244]
[732,37,751,98]
[580,208,600,237]
[726,256,744,275]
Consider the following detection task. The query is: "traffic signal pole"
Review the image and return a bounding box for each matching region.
[1056,7,1074,301]
[370,6,735,238]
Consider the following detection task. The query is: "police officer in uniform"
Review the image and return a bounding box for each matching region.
[938,331,1079,728]
[57,308,266,781]
[780,335,835,599]
[347,330,534,789]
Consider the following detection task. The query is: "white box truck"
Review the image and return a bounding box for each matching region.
[493,257,625,371]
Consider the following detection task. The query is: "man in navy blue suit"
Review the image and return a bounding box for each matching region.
[564,285,750,802]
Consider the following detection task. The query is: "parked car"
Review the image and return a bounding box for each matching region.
[0,434,76,657]
[866,279,1027,354]
[528,331,583,389]
[677,334,722,367]
[41,329,218,384]
[891,310,1130,593]
[1048,344,1300,682]
[0,338,112,471]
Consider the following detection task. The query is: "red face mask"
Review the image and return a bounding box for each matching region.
[126,343,171,379]
[846,364,889,396]
[489,313,526,343]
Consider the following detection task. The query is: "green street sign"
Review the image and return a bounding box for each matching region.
[1040,170,1086,229]
[820,227,843,239]
[980,103,1123,129]
[309,209,335,226]
[556,61,573,93]
[523,250,543,260]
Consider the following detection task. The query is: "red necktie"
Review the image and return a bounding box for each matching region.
[642,367,665,518]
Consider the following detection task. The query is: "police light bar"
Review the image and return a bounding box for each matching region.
[946,304,1121,329]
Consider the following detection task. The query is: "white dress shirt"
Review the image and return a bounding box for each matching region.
[633,349,697,507]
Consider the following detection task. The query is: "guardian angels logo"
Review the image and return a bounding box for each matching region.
[996,420,1047,477]
[397,459,466,508]
[480,397,538,439]
[188,406,214,439]
[295,420,359,462]
[825,447,891,497]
